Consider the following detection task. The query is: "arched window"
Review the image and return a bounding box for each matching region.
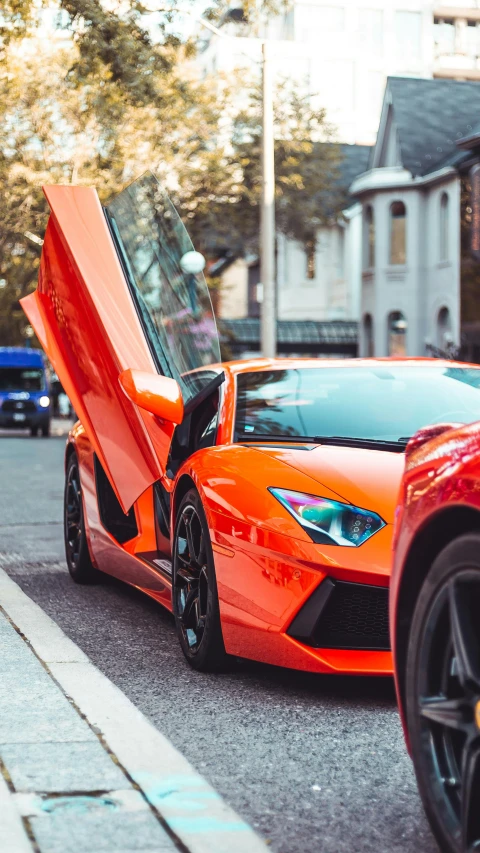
[440,193,449,262]
[390,201,406,265]
[437,306,452,349]
[363,313,374,357]
[388,311,407,356]
[363,205,375,269]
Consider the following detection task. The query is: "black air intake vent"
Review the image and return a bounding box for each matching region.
[287,578,390,651]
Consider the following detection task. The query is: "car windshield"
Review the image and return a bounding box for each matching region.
[0,368,44,392]
[105,172,221,406]
[234,366,480,443]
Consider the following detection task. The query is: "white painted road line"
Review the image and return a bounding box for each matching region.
[0,569,267,853]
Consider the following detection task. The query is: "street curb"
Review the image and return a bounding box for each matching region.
[0,771,32,852]
[0,569,267,853]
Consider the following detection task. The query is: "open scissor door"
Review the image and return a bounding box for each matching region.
[21,174,221,512]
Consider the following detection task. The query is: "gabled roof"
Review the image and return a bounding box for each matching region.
[337,144,372,192]
[378,77,480,177]
[312,142,372,211]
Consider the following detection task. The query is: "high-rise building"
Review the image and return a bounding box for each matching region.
[197,2,480,145]
[196,2,437,145]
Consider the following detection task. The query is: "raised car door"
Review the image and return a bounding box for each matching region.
[21,173,221,512]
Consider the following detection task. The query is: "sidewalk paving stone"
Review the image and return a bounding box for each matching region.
[29,809,177,853]
[1,742,127,793]
[0,568,267,853]
[0,611,176,852]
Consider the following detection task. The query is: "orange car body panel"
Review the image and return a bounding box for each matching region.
[70,412,395,675]
[21,185,174,513]
[64,352,414,676]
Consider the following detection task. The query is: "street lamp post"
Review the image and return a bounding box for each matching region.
[184,14,277,357]
[260,39,276,358]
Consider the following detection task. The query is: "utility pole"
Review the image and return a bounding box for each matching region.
[178,10,277,357]
[260,40,276,358]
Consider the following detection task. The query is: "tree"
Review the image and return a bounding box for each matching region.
[0,1,343,346]
[0,6,231,344]
[178,80,343,258]
[461,176,480,323]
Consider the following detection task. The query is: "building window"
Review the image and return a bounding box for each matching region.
[437,306,452,349]
[358,9,383,55]
[317,5,345,31]
[440,192,449,262]
[306,242,316,279]
[395,11,422,62]
[390,201,406,265]
[364,205,375,269]
[296,4,344,42]
[363,313,374,357]
[434,18,455,57]
[388,311,407,356]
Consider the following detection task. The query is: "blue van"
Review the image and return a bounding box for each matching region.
[0,347,51,436]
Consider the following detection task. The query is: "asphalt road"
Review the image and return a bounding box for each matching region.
[0,430,439,853]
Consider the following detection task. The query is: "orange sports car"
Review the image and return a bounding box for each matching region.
[21,173,480,675]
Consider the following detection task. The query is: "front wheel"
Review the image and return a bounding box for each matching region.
[172,488,229,672]
[405,533,480,853]
[64,452,96,584]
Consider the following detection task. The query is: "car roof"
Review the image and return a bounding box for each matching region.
[221,357,480,376]
[0,347,45,368]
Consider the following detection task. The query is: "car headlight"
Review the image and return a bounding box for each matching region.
[269,488,385,547]
[39,395,50,408]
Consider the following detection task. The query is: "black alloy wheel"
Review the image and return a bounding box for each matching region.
[64,452,96,584]
[172,488,229,671]
[406,534,480,853]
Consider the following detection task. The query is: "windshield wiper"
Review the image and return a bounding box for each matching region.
[237,434,408,451]
[238,433,318,443]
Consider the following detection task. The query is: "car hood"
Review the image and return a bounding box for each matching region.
[251,444,406,523]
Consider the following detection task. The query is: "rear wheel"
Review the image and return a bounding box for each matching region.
[405,534,480,853]
[64,452,96,584]
[172,488,229,672]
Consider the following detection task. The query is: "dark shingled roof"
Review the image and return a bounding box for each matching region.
[387,77,480,177]
[337,143,372,191]
[310,142,372,213]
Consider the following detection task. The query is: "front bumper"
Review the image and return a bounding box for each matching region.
[212,514,394,675]
[0,412,50,429]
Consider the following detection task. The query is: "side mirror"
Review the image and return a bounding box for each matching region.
[119,369,184,425]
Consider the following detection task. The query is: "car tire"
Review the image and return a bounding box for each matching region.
[41,421,50,437]
[405,533,480,853]
[172,488,230,672]
[30,426,38,437]
[64,452,97,584]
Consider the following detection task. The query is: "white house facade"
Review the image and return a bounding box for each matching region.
[351,76,480,357]
[277,214,363,322]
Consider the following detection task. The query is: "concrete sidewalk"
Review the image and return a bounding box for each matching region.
[0,569,267,853]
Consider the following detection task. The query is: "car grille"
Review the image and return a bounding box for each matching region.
[287,578,390,651]
[1,400,37,413]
